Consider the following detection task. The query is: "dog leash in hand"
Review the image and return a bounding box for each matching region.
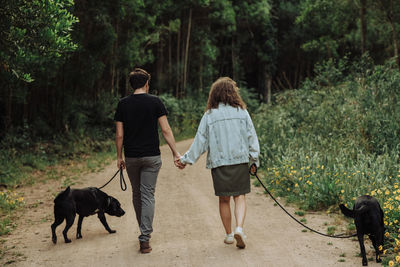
[98,168,127,191]
[249,164,356,239]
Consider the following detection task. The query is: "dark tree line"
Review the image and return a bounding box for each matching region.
[1,0,399,139]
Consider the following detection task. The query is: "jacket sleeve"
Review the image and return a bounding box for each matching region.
[180,113,209,165]
[246,110,260,167]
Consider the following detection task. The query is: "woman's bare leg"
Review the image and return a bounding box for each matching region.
[219,196,232,234]
[233,195,246,228]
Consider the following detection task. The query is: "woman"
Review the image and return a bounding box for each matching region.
[178,77,259,249]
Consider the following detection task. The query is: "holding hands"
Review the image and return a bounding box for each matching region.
[173,153,186,169]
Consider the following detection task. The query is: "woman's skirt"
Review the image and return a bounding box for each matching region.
[211,163,250,196]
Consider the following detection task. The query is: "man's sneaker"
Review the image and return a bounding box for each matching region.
[224,232,234,244]
[234,228,246,249]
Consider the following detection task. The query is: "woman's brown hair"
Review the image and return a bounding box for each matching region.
[206,77,247,111]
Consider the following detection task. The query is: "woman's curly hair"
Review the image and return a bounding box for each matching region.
[206,77,247,111]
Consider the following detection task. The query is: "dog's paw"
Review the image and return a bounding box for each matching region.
[109,230,116,234]
[65,238,72,243]
[52,237,57,244]
[376,257,382,263]
[76,233,82,239]
[362,259,368,266]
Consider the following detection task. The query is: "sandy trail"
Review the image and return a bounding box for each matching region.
[3,139,381,266]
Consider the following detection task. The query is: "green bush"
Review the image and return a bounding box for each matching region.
[253,57,400,254]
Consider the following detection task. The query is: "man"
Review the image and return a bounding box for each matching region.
[114,68,181,253]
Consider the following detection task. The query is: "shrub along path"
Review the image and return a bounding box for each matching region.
[2,139,381,266]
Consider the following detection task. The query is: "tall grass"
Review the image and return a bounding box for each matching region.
[254,57,400,263]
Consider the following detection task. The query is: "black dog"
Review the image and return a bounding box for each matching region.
[51,186,125,244]
[339,195,384,266]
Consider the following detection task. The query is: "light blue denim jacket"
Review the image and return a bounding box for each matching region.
[180,103,260,169]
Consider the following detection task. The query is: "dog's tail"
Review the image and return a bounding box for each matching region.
[54,186,70,203]
[339,204,355,218]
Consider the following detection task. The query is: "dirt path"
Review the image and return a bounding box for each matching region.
[3,139,382,266]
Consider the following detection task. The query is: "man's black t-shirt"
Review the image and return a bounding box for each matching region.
[114,94,168,157]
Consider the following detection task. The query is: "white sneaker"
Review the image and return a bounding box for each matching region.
[224,232,234,244]
[234,227,246,249]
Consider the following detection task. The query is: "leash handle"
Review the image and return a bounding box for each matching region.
[249,163,258,176]
[250,165,356,239]
[120,168,127,191]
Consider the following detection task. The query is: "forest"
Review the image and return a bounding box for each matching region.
[1,1,400,264]
[1,0,400,137]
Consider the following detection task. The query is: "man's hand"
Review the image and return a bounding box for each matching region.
[117,158,126,170]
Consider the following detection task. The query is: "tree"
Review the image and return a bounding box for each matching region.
[0,0,77,133]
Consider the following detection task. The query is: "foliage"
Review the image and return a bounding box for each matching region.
[253,57,400,261]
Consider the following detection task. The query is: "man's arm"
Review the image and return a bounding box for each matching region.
[158,115,182,166]
[115,121,125,169]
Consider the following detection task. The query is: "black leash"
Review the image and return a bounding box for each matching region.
[249,164,356,239]
[98,168,127,191]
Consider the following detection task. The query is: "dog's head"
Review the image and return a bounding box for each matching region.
[104,196,125,217]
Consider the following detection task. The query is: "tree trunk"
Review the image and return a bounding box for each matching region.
[282,71,293,90]
[389,0,399,67]
[125,70,130,96]
[4,84,12,131]
[157,39,164,92]
[232,38,237,80]
[262,72,272,103]
[360,0,367,54]
[176,25,181,97]
[199,45,203,93]
[168,32,172,91]
[183,8,192,93]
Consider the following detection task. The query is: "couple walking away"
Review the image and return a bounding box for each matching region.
[114,68,260,253]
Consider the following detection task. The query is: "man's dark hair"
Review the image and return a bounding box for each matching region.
[129,68,151,90]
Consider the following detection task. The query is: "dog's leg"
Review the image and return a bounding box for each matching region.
[51,216,64,244]
[63,213,76,243]
[76,215,84,239]
[357,233,368,266]
[370,236,382,263]
[97,212,116,234]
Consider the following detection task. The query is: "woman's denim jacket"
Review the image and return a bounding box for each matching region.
[180,103,260,169]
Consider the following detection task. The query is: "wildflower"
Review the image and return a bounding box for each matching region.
[295,184,298,187]
[385,190,390,195]
[385,232,390,238]
[340,190,344,194]
[396,256,400,263]
[379,245,383,251]
[389,260,394,266]
[384,250,387,255]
